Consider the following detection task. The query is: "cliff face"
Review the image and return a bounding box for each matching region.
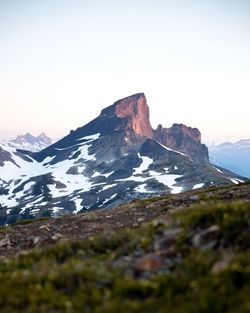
[154,123,209,164]
[100,93,209,163]
[100,93,154,138]
[36,93,209,164]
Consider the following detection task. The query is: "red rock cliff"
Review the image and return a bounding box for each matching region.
[86,93,209,163]
[154,123,209,163]
[114,93,154,138]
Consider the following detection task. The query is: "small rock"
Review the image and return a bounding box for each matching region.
[51,233,63,241]
[137,217,145,223]
[189,195,199,201]
[202,225,220,240]
[145,203,155,210]
[28,236,41,246]
[152,220,166,227]
[192,233,202,247]
[132,223,139,228]
[164,227,182,238]
[135,253,164,271]
[105,215,112,219]
[39,224,51,231]
[224,191,234,199]
[206,224,220,232]
[192,225,220,248]
[154,228,182,251]
[156,246,177,258]
[0,235,11,248]
[211,258,231,274]
[134,250,144,258]
[201,240,218,250]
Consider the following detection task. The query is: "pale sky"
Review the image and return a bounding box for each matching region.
[0,0,249,143]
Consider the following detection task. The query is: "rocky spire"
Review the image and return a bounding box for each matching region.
[154,123,209,163]
[114,93,154,138]
[49,92,208,164]
[101,93,154,138]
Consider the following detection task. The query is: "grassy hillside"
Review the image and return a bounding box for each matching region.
[0,182,249,312]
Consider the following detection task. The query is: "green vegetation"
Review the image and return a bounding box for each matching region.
[12,217,50,226]
[0,199,250,312]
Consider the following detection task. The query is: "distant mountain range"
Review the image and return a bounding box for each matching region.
[2,132,54,152]
[0,93,246,225]
[208,140,250,178]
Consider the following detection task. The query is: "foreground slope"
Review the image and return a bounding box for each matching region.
[0,93,246,225]
[0,182,249,313]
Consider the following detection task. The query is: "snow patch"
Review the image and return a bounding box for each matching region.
[102,193,118,204]
[73,197,83,214]
[156,141,188,157]
[76,133,100,141]
[146,169,183,194]
[118,165,183,194]
[236,178,244,183]
[193,183,205,189]
[102,171,115,178]
[213,166,223,173]
[102,183,117,191]
[135,184,148,193]
[134,154,153,175]
[52,207,63,214]
[156,174,183,194]
[0,192,18,207]
[230,178,239,184]
[30,208,40,214]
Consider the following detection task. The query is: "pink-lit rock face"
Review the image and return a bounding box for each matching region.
[155,123,201,145]
[154,123,208,163]
[114,93,154,138]
[103,93,208,163]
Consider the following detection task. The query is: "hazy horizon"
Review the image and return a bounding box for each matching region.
[0,0,249,143]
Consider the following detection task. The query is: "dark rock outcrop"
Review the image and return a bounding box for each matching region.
[154,123,209,164]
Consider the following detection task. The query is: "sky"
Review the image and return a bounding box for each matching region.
[0,0,249,143]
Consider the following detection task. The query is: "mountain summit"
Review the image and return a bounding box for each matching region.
[0,93,246,225]
[39,93,208,163]
[102,93,154,138]
[6,132,53,152]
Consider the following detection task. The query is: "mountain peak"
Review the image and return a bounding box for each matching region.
[1,93,246,226]
[37,132,52,144]
[9,132,53,152]
[48,93,208,164]
[101,93,154,138]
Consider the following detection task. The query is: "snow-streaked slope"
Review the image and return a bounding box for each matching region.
[118,155,183,194]
[0,132,246,226]
[0,135,100,208]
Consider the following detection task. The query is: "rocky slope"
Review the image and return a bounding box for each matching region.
[0,93,247,225]
[0,182,249,312]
